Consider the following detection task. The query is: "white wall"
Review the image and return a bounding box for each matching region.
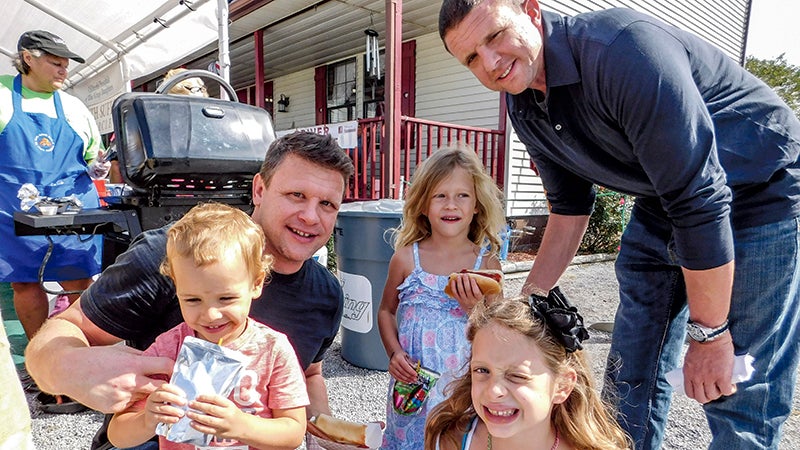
[506,132,548,217]
[271,67,317,131]
[414,33,501,129]
[540,0,749,62]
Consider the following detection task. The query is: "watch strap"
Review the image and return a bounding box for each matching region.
[688,319,729,342]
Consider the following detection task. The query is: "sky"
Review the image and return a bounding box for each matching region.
[746,0,800,65]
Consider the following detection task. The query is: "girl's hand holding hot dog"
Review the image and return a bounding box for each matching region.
[444,269,503,310]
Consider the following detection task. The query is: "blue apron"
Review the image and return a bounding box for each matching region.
[0,75,101,282]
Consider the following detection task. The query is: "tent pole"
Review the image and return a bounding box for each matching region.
[218,0,231,99]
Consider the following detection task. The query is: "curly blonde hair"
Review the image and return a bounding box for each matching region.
[425,298,631,450]
[393,144,505,253]
[162,68,208,97]
[160,202,272,284]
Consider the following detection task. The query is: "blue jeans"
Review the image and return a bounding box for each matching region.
[109,442,158,450]
[604,206,800,450]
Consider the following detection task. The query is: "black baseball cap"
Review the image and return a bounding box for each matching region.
[17,30,85,64]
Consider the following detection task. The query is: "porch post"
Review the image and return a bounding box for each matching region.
[253,29,266,108]
[385,0,402,199]
[497,93,507,190]
[254,30,265,109]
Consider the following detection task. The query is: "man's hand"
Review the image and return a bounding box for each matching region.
[26,300,176,414]
[62,345,174,413]
[682,332,736,403]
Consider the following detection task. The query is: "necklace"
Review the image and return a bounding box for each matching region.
[487,429,559,450]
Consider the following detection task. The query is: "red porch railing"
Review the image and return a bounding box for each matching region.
[344,116,505,201]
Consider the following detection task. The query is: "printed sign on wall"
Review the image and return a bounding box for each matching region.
[276,120,358,149]
[67,62,128,134]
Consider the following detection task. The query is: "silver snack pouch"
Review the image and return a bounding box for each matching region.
[155,336,249,446]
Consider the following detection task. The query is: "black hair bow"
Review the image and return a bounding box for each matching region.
[528,286,590,353]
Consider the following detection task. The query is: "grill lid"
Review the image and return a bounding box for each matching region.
[112,90,275,190]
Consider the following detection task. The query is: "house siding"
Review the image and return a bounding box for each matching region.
[540,0,750,62]
[415,33,500,130]
[271,67,316,131]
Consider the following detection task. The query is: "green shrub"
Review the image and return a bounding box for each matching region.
[326,234,337,273]
[579,187,632,254]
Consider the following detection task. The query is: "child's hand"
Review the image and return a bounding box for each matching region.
[144,383,187,431]
[186,394,246,440]
[447,274,485,312]
[389,351,419,384]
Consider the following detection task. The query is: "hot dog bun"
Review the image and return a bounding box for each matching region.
[312,414,369,447]
[444,269,503,298]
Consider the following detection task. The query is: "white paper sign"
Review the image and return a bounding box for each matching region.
[276,120,358,149]
[338,271,373,333]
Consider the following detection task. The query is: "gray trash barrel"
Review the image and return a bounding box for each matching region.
[334,200,403,371]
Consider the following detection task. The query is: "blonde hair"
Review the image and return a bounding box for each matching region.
[394,145,505,253]
[425,298,631,450]
[163,68,208,97]
[160,202,272,284]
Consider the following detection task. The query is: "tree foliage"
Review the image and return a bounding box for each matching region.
[745,54,800,116]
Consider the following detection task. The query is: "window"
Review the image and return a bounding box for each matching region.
[327,58,357,123]
[363,49,385,118]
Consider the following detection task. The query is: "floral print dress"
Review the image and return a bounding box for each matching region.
[382,242,484,450]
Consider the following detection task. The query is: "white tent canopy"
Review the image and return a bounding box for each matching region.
[1,0,226,133]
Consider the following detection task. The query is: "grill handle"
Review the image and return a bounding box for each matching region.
[155,69,238,101]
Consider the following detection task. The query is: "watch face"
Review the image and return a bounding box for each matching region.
[687,323,707,342]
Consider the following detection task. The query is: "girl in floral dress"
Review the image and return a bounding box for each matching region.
[378,145,505,449]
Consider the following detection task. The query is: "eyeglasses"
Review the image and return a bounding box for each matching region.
[183,85,206,94]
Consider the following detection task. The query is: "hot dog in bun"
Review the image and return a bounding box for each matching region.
[444,269,503,298]
[308,414,382,448]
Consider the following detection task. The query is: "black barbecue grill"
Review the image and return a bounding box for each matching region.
[107,70,276,231]
[14,70,277,292]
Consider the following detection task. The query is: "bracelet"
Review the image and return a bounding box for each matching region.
[389,351,396,360]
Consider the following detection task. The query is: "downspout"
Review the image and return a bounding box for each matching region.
[385,0,402,199]
[740,0,753,66]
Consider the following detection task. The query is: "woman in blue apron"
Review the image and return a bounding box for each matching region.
[0,31,103,341]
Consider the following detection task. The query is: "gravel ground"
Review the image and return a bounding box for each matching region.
[27,258,799,449]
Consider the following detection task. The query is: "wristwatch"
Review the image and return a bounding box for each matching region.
[686,319,729,343]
